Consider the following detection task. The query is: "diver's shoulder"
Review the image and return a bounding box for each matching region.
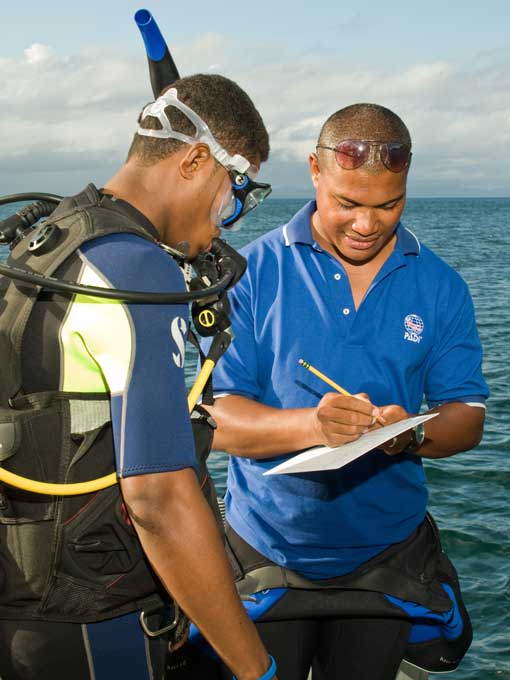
[79,232,186,292]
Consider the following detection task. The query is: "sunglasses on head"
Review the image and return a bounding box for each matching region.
[316,139,412,173]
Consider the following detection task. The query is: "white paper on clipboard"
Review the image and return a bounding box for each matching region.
[263,413,438,476]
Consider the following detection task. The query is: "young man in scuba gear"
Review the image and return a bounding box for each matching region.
[200,104,488,680]
[0,74,279,680]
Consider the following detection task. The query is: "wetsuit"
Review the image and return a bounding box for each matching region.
[0,195,197,680]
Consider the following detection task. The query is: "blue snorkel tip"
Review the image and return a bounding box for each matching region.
[135,8,180,97]
[134,9,166,62]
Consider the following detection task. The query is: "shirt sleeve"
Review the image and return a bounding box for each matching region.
[77,234,197,477]
[424,275,489,408]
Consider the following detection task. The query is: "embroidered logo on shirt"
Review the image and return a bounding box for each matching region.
[171,316,187,367]
[404,314,424,343]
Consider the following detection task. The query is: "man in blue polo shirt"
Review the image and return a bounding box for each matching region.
[203,104,488,680]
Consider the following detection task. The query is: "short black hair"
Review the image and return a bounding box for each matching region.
[317,103,411,173]
[128,73,269,166]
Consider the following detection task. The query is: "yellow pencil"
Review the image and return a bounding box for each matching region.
[298,359,386,426]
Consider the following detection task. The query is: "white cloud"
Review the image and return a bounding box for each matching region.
[23,43,55,65]
[0,38,508,196]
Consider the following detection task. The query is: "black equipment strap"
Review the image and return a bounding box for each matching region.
[226,515,453,613]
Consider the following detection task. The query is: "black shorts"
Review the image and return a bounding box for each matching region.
[0,611,167,680]
[165,615,411,680]
[252,614,412,680]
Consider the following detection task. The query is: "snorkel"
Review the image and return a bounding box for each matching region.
[134,8,180,96]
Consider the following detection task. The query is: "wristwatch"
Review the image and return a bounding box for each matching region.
[407,421,425,453]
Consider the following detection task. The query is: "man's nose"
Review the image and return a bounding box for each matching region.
[351,209,377,235]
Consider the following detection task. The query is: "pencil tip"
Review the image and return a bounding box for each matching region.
[298,358,303,365]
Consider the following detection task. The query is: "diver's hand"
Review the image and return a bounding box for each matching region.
[370,404,411,455]
[312,392,380,448]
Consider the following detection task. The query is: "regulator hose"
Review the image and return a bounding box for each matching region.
[0,261,234,304]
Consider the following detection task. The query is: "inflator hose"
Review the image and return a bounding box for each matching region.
[0,352,220,496]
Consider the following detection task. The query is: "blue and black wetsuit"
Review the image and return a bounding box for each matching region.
[0,197,197,680]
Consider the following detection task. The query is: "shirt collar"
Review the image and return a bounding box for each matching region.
[282,200,316,247]
[282,199,420,256]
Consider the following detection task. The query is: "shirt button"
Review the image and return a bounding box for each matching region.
[342,308,350,315]
[334,273,342,280]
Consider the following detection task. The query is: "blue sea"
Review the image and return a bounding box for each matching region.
[1,197,509,679]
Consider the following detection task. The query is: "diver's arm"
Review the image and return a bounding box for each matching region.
[206,392,377,457]
[377,401,485,459]
[121,469,275,680]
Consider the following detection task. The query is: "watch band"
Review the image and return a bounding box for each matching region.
[407,421,425,453]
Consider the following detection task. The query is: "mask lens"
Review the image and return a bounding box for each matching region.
[334,140,370,169]
[244,185,271,212]
[220,196,243,231]
[221,174,272,230]
[214,185,236,228]
[381,143,411,172]
[219,191,236,222]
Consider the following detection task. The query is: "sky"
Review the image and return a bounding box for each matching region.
[1,0,509,198]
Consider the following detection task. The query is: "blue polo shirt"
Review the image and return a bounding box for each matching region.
[211,200,488,579]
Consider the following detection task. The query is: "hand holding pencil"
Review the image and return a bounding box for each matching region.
[298,359,386,426]
[298,358,385,449]
[299,359,415,454]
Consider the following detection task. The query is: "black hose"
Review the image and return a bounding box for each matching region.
[0,193,62,207]
[0,262,234,304]
[0,196,61,246]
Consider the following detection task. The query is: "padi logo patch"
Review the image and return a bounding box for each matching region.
[404,313,424,343]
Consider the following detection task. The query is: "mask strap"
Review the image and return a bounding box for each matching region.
[137,88,250,174]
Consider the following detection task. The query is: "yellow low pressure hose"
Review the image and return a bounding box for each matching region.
[187,359,215,413]
[0,359,216,496]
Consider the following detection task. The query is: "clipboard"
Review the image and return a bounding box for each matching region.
[263,413,438,476]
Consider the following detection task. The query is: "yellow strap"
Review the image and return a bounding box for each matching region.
[0,359,216,496]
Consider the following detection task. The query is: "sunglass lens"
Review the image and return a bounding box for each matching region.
[382,144,410,172]
[335,140,370,169]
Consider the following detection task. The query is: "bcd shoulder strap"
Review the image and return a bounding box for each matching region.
[0,184,156,404]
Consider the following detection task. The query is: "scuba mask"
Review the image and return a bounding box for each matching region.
[136,88,271,229]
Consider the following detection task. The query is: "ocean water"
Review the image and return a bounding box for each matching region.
[1,197,509,678]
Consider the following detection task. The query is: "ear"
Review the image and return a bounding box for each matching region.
[179,143,213,180]
[309,152,321,190]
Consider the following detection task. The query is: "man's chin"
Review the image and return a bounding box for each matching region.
[338,245,380,266]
